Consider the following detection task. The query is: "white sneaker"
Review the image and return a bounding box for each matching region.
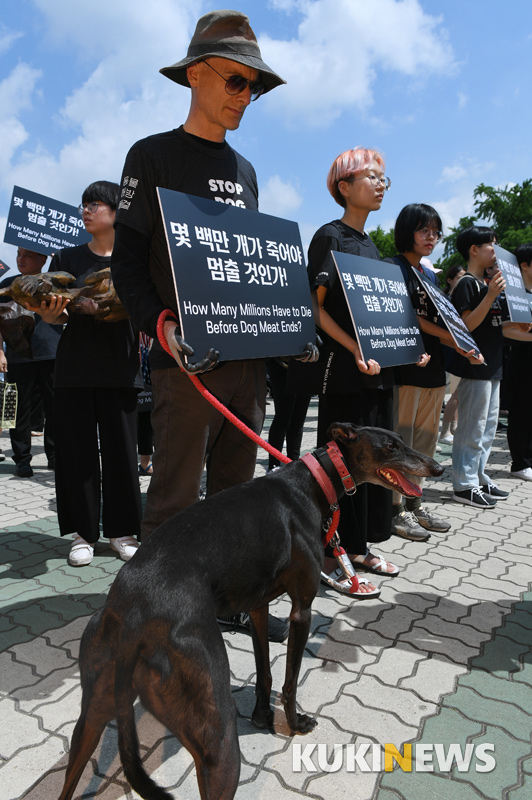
[510,467,532,482]
[439,433,453,444]
[109,536,140,561]
[68,535,94,566]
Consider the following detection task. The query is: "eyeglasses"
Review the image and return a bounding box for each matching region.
[200,59,265,102]
[78,202,105,215]
[417,227,443,241]
[344,174,391,191]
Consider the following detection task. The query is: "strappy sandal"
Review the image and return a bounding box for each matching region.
[350,551,400,576]
[138,462,153,475]
[320,568,381,599]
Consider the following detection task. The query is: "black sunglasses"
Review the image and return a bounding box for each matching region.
[201,59,265,101]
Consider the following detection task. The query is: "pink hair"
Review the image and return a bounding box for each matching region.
[327,147,385,207]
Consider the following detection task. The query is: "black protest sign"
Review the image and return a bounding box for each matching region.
[411,269,482,359]
[0,259,10,278]
[4,186,90,256]
[157,188,316,361]
[494,244,532,322]
[332,252,425,368]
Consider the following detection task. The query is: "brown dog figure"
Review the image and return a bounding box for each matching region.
[58,422,443,800]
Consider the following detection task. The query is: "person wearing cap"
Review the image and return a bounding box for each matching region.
[111,10,290,641]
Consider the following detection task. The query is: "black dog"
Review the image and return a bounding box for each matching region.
[58,423,442,800]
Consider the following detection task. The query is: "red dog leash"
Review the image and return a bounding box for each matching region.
[157,313,359,589]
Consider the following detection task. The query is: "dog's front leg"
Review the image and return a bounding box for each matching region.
[248,607,274,729]
[282,606,317,734]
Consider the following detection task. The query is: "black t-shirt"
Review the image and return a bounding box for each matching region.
[393,255,446,388]
[112,125,259,369]
[0,274,62,364]
[50,244,142,389]
[303,220,394,394]
[447,272,504,380]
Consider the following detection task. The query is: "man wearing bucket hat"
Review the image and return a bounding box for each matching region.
[111,10,290,640]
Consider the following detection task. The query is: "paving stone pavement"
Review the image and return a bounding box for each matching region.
[1,403,531,800]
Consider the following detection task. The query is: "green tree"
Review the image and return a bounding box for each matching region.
[473,179,532,250]
[369,225,396,259]
[435,178,532,284]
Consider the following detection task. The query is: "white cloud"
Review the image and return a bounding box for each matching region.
[439,158,496,187]
[0,27,22,56]
[259,175,303,217]
[260,0,455,127]
[458,91,468,108]
[0,63,42,177]
[428,190,475,232]
[2,1,200,203]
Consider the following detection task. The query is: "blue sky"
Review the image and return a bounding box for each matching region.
[1,0,531,275]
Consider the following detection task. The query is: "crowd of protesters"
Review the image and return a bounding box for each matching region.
[1,9,531,619]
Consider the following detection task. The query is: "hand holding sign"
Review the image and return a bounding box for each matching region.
[163,318,220,374]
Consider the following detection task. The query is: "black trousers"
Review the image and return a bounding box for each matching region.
[506,372,532,472]
[8,360,55,466]
[266,358,311,468]
[54,387,141,543]
[317,387,394,555]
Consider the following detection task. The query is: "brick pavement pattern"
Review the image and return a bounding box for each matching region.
[0,400,531,800]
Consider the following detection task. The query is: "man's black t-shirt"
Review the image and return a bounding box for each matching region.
[447,272,504,380]
[50,244,142,389]
[112,125,259,369]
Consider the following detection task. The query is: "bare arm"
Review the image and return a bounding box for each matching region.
[418,316,484,365]
[312,286,381,375]
[462,271,505,332]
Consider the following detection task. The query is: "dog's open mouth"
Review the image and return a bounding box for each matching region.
[376,468,422,497]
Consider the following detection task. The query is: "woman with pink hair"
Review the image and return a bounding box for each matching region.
[305,147,398,597]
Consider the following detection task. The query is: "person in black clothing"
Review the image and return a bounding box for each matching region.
[505,243,532,481]
[447,226,529,507]
[26,182,143,566]
[391,204,483,538]
[302,147,405,598]
[110,11,298,642]
[0,248,61,477]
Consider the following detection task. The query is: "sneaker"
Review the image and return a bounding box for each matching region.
[452,487,497,508]
[68,535,94,566]
[510,467,532,482]
[481,483,509,501]
[217,612,289,643]
[109,536,140,562]
[15,463,33,478]
[439,433,453,444]
[391,510,430,541]
[414,506,451,532]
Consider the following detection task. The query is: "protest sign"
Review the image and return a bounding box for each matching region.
[332,252,425,368]
[411,269,483,359]
[4,186,90,257]
[157,188,316,361]
[494,244,532,322]
[0,259,10,279]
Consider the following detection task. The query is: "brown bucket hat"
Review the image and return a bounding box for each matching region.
[160,9,286,94]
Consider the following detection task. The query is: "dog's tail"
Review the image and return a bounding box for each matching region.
[114,644,173,800]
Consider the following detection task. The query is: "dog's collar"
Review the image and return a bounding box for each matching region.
[301,441,356,506]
